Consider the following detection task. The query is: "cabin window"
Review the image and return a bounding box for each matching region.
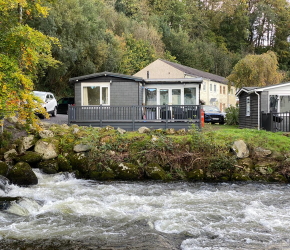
[172,89,181,104]
[203,83,206,91]
[246,96,250,116]
[82,84,109,105]
[145,88,157,105]
[184,88,196,105]
[160,89,169,105]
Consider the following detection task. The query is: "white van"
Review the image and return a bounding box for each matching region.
[33,91,58,117]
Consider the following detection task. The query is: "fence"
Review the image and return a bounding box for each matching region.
[68,104,201,131]
[261,112,290,132]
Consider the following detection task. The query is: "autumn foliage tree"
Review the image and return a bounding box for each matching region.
[227,51,283,89]
[0,0,59,130]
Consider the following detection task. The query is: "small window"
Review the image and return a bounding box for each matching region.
[210,84,212,92]
[203,83,206,91]
[214,85,216,92]
[223,87,226,94]
[246,96,250,116]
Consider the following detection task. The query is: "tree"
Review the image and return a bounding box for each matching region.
[0,0,59,130]
[227,51,283,89]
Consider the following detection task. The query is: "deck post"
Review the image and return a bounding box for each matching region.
[132,106,135,131]
[100,105,103,127]
[165,104,168,129]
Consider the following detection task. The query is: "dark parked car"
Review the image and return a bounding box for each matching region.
[57,97,75,114]
[202,105,225,124]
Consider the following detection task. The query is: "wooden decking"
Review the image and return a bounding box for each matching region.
[68,105,201,131]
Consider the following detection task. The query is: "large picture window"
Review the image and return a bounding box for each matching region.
[145,88,157,105]
[184,88,196,105]
[82,83,109,105]
[172,89,181,105]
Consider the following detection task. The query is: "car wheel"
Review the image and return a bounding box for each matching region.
[52,107,57,117]
[211,122,216,124]
[220,122,225,125]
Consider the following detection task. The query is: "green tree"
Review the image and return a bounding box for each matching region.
[0,0,59,130]
[227,51,283,88]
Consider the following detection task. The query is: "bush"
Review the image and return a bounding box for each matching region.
[225,106,239,125]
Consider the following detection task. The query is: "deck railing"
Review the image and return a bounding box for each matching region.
[68,104,201,130]
[261,112,290,132]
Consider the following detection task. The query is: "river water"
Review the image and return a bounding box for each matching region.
[1,169,290,250]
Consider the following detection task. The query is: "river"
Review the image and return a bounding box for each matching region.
[0,169,290,250]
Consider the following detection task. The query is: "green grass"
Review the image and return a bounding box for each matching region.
[201,124,290,153]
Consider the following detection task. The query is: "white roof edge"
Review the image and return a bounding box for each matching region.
[144,78,203,83]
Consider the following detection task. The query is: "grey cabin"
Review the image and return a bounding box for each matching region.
[237,82,290,132]
[68,72,203,131]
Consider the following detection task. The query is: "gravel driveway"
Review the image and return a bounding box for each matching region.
[43,114,69,125]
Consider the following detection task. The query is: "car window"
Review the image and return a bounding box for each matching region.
[203,106,220,112]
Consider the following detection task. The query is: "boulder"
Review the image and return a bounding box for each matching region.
[0,161,9,176]
[58,156,72,172]
[39,129,54,138]
[89,167,116,180]
[38,159,59,174]
[117,127,126,134]
[7,162,38,186]
[18,135,36,153]
[4,149,17,162]
[254,147,272,158]
[0,175,10,192]
[145,163,168,180]
[73,144,91,153]
[138,127,150,134]
[113,163,141,180]
[231,140,249,158]
[14,151,42,167]
[34,139,58,160]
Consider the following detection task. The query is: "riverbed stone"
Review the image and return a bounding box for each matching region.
[38,159,59,174]
[18,135,36,153]
[14,151,42,168]
[145,163,168,180]
[113,163,141,180]
[57,156,72,172]
[187,169,204,181]
[34,139,59,160]
[7,162,38,186]
[69,153,89,176]
[231,140,249,158]
[4,149,17,162]
[0,161,9,176]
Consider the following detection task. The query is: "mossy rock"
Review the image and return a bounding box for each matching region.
[14,151,42,167]
[58,156,73,172]
[232,173,252,181]
[68,153,89,175]
[145,163,168,180]
[89,168,116,180]
[0,162,9,176]
[7,162,38,186]
[38,159,59,174]
[187,169,204,181]
[112,163,141,180]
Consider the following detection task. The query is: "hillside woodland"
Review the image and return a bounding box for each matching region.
[1,0,290,128]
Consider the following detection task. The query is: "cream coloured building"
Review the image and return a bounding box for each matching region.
[134,59,237,112]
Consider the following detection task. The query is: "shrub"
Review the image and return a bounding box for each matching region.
[225,106,239,125]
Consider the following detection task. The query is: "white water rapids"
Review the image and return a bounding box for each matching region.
[1,169,290,249]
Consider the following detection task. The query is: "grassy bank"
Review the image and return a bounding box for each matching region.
[201,124,290,153]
